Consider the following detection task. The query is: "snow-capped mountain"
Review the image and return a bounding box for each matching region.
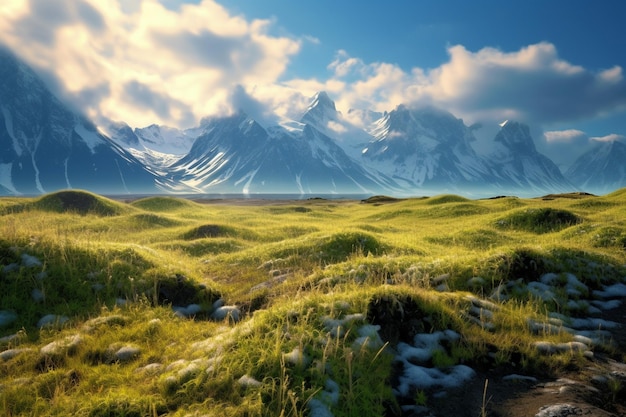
[0,47,165,195]
[566,139,626,194]
[488,121,573,195]
[168,111,399,194]
[104,121,199,173]
[359,105,493,194]
[1,43,620,198]
[134,124,197,156]
[300,92,373,159]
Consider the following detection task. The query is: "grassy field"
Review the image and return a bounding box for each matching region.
[1,189,625,416]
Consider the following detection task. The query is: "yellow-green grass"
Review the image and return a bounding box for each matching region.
[1,189,625,416]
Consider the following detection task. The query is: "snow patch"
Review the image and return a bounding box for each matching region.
[1,106,21,156]
[74,123,105,153]
[0,163,18,194]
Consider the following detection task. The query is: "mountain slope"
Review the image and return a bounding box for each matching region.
[0,47,165,195]
[169,111,399,194]
[360,105,493,193]
[300,91,373,159]
[566,140,626,194]
[487,121,574,195]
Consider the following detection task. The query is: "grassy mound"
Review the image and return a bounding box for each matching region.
[318,232,386,262]
[361,195,405,204]
[425,194,470,205]
[424,202,490,217]
[37,190,126,216]
[4,190,127,216]
[130,213,181,228]
[130,196,200,212]
[495,207,582,233]
[182,224,236,239]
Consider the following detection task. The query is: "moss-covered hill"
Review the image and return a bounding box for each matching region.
[1,190,626,416]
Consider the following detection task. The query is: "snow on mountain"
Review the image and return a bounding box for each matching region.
[134,124,197,155]
[169,110,399,195]
[300,92,372,159]
[103,121,199,173]
[0,42,620,198]
[488,121,574,195]
[566,139,626,194]
[359,105,493,194]
[0,47,166,195]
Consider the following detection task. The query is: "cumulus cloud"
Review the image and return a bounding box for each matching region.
[291,43,626,133]
[0,0,300,128]
[2,0,625,142]
[229,85,281,128]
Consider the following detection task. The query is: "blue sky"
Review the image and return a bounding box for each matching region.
[1,0,626,166]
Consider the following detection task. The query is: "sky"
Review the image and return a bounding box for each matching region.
[1,0,626,168]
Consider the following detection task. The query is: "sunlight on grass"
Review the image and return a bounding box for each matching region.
[1,190,626,415]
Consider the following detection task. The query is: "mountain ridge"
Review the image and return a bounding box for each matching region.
[0,47,624,197]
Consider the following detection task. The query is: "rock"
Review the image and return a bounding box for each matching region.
[41,335,83,356]
[0,310,17,328]
[0,333,21,344]
[31,288,44,303]
[0,348,32,361]
[238,374,261,387]
[114,346,141,362]
[535,403,584,417]
[135,363,163,374]
[37,314,69,328]
[21,253,42,267]
[211,305,240,322]
[115,298,130,307]
[173,304,203,318]
[82,315,126,332]
[2,263,19,273]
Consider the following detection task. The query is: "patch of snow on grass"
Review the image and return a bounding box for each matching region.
[394,330,475,397]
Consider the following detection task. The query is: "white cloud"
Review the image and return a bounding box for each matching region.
[544,129,587,143]
[0,0,300,128]
[538,129,626,171]
[591,133,626,143]
[290,43,626,132]
[2,0,625,139]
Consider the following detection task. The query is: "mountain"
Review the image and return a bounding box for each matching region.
[104,121,198,173]
[300,92,373,159]
[487,121,574,195]
[168,111,399,194]
[0,43,618,198]
[0,47,165,195]
[565,139,626,194]
[134,124,197,156]
[359,105,493,194]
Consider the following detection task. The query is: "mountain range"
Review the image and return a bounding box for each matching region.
[1,46,623,198]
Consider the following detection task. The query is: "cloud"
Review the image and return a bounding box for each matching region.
[544,129,588,144]
[230,85,280,128]
[0,0,300,128]
[538,129,626,171]
[291,43,626,132]
[2,0,625,139]
[424,43,626,125]
[591,133,626,143]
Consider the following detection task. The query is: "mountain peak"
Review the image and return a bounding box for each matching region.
[494,120,537,153]
[300,91,339,129]
[309,91,335,110]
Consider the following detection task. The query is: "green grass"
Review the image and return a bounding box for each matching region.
[1,190,625,416]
